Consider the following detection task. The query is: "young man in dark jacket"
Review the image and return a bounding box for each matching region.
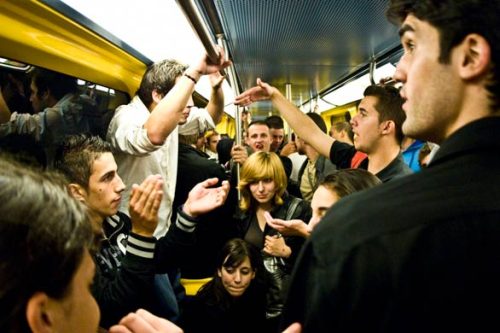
[55,134,229,329]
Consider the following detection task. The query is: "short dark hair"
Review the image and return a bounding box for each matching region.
[137,59,187,108]
[320,168,381,198]
[265,115,284,129]
[364,84,406,144]
[31,68,78,100]
[387,0,500,111]
[55,135,112,188]
[248,120,269,130]
[306,112,327,134]
[0,158,93,332]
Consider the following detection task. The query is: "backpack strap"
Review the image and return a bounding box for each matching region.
[285,197,302,221]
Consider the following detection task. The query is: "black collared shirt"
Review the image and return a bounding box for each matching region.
[329,140,412,182]
[284,117,500,332]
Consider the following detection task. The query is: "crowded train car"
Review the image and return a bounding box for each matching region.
[1,0,499,332]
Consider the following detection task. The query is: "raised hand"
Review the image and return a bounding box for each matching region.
[109,309,183,333]
[183,177,230,217]
[264,211,311,238]
[208,71,226,90]
[192,45,231,76]
[129,175,163,237]
[234,78,277,107]
[279,141,297,157]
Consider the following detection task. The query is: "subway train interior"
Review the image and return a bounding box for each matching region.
[2,0,498,332]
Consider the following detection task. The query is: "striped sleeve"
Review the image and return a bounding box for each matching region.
[175,205,200,233]
[126,233,156,259]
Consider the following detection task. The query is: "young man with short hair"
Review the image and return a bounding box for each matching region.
[281,1,500,331]
[266,114,286,153]
[107,49,230,238]
[56,135,229,329]
[236,84,412,182]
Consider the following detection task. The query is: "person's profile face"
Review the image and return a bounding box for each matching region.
[350,96,383,154]
[29,81,46,113]
[393,14,457,143]
[44,251,100,333]
[85,152,125,220]
[217,256,255,297]
[309,185,339,230]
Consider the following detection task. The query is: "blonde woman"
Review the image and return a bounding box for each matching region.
[235,151,311,330]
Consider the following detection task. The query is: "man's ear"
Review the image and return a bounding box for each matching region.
[380,120,395,136]
[68,183,86,202]
[458,33,491,80]
[26,292,55,333]
[151,89,163,104]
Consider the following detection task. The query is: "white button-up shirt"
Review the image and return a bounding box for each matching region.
[107,96,214,237]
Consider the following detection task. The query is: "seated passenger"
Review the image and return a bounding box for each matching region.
[235,151,311,329]
[55,134,230,329]
[180,238,267,333]
[266,169,381,238]
[235,82,413,182]
[0,157,184,333]
[0,68,102,164]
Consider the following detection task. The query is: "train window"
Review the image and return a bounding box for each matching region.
[0,57,128,125]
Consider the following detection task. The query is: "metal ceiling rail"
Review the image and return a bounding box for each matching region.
[176,0,220,65]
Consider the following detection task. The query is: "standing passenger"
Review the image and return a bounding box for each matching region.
[281,0,500,332]
[236,83,412,182]
[107,48,230,237]
[0,68,101,164]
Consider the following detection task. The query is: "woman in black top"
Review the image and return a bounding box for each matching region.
[180,238,266,333]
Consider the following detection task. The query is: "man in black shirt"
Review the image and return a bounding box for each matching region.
[235,84,411,182]
[277,0,500,332]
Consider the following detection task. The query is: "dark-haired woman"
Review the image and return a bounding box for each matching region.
[180,238,267,333]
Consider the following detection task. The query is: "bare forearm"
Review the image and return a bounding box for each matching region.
[206,86,224,124]
[270,90,334,157]
[144,69,201,145]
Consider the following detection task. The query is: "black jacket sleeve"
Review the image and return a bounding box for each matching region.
[92,233,157,329]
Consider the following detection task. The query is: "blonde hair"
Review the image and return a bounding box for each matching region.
[238,152,287,212]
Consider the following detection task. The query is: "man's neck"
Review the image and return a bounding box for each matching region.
[89,211,105,234]
[367,141,401,175]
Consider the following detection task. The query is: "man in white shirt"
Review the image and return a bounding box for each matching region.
[107,48,230,237]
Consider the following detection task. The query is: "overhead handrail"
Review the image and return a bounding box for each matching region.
[176,0,220,64]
